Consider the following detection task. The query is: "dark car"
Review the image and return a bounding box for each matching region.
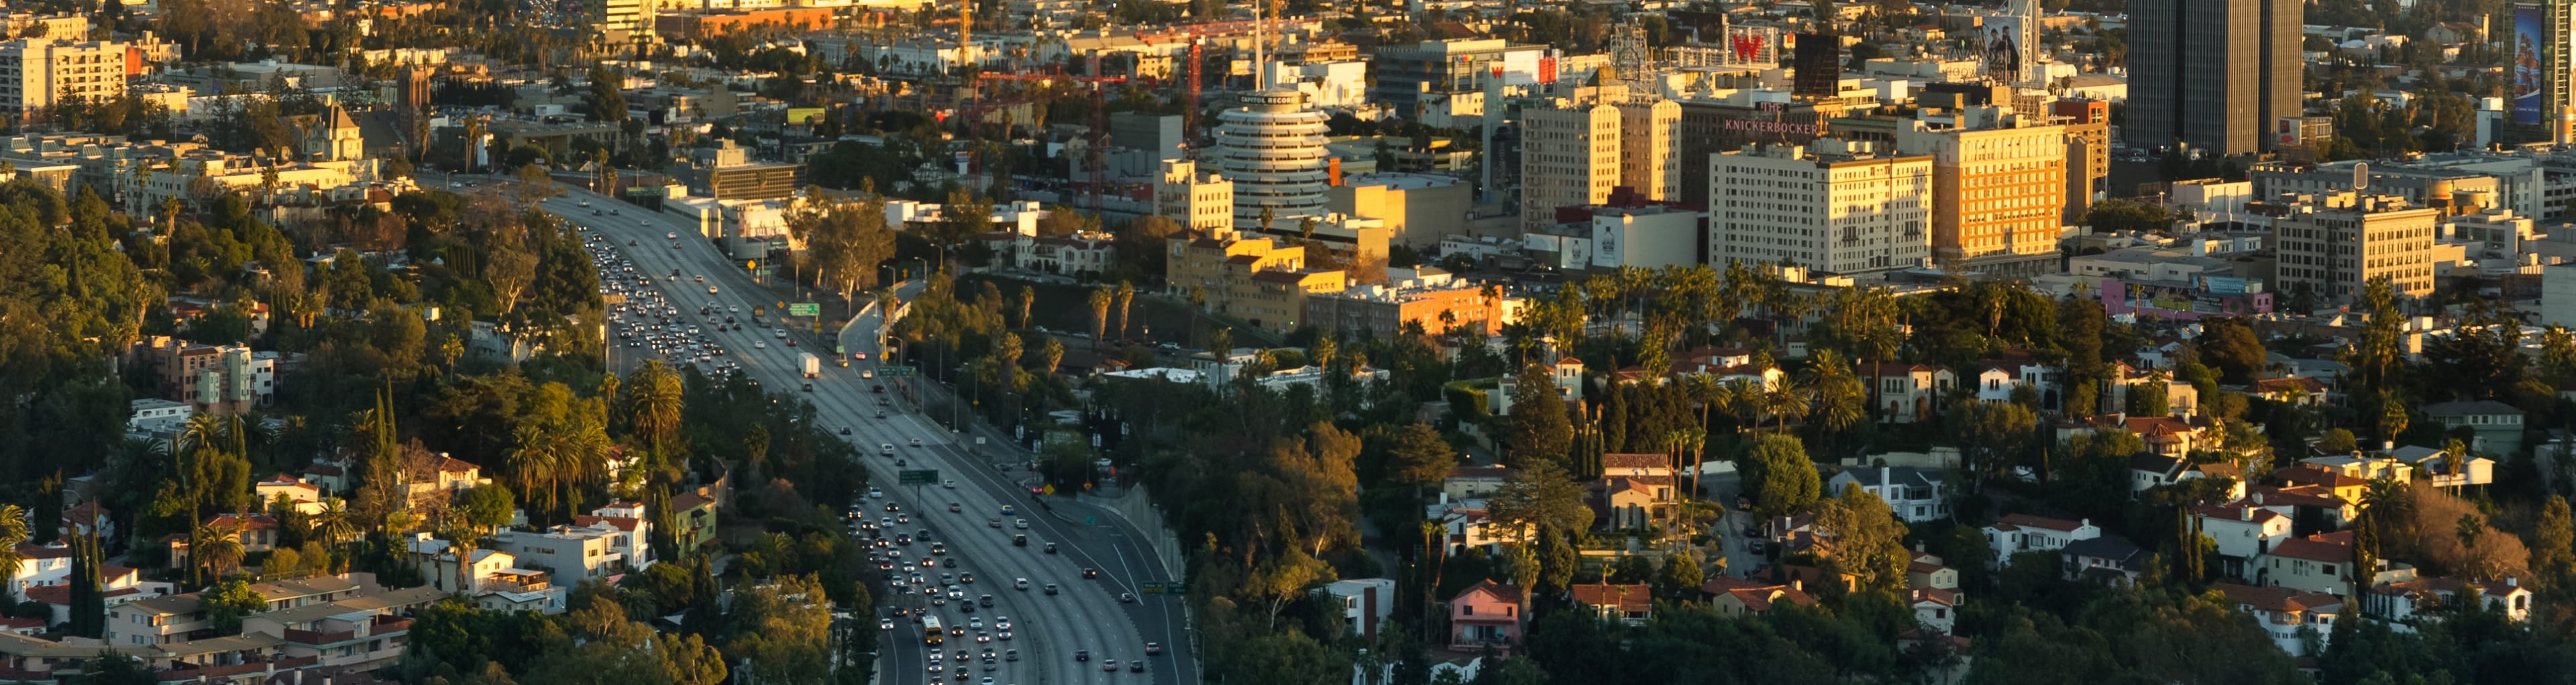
[1083,568,1099,579]
[1044,542,1058,554]
[1130,661,1145,673]
[1075,650,1089,662]
[1145,642,1162,656]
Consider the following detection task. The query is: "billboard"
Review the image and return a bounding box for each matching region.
[1980,16,2025,84]
[2516,4,2545,125]
[2276,117,2302,147]
[1502,50,1541,87]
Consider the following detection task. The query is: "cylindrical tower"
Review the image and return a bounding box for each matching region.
[1212,87,1332,229]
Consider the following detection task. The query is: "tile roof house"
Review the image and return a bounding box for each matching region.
[1568,582,1652,625]
[1858,362,1956,424]
[2194,503,2295,582]
[2216,582,2344,656]
[2250,376,2328,406]
[1980,515,2101,568]
[1591,475,1676,531]
[1911,587,1961,633]
[1907,552,1959,591]
[2247,484,2358,528]
[2363,576,2532,628]
[1703,577,1819,617]
[2255,531,2361,596]
[1447,580,1524,654]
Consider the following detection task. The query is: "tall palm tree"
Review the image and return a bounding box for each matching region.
[1806,350,1868,449]
[313,498,356,549]
[505,423,559,519]
[627,360,684,459]
[1764,378,1811,434]
[0,505,25,594]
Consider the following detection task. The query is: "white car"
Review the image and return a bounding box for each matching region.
[755,341,767,349]
[869,488,884,499]
[943,479,956,489]
[879,619,894,630]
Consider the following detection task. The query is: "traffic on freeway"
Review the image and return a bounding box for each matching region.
[544,185,1190,685]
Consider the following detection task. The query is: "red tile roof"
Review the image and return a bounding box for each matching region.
[1568,582,1651,613]
[2264,531,2355,564]
[1990,513,2087,533]
[1701,577,1817,611]
[1601,454,1668,471]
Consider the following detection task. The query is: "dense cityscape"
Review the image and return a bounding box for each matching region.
[0,0,2569,684]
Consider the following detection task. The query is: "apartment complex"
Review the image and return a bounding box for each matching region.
[1302,268,1518,337]
[1898,118,2069,274]
[2125,0,2302,155]
[1519,99,1623,231]
[1154,159,1235,231]
[1615,99,1682,202]
[0,39,130,117]
[132,335,278,417]
[2053,99,2111,222]
[2272,191,2440,303]
[1167,228,1344,333]
[1711,141,1934,276]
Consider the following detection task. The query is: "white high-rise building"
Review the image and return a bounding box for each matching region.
[1712,141,1935,276]
[0,39,129,117]
[1213,88,1332,229]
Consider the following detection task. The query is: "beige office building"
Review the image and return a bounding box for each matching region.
[2273,191,2438,303]
[1712,141,1934,276]
[0,39,128,117]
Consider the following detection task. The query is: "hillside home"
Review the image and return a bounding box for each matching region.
[2217,582,2343,656]
[1448,580,1524,654]
[1825,466,1949,523]
[1980,515,2102,568]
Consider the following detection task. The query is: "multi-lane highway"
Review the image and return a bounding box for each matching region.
[542,182,1191,685]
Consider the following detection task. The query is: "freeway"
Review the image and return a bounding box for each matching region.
[543,185,1188,685]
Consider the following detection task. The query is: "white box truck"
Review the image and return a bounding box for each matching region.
[800,353,820,378]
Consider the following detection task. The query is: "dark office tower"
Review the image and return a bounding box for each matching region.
[2125,0,2302,156]
[1792,33,1842,98]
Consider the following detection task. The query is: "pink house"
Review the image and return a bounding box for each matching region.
[1448,580,1524,654]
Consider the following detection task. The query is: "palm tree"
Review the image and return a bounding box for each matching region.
[1087,286,1113,350]
[627,360,684,459]
[438,525,479,594]
[1806,350,1868,450]
[313,498,357,549]
[0,505,25,594]
[195,523,244,582]
[1764,377,1811,433]
[505,423,559,519]
[1675,428,1707,503]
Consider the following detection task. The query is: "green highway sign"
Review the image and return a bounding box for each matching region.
[1138,582,1183,594]
[881,365,916,377]
[899,470,941,486]
[789,303,821,317]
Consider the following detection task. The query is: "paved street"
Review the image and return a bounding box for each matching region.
[549,185,1187,685]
